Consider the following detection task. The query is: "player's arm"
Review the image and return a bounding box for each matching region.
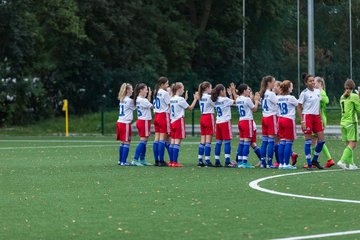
[320,90,329,105]
[186,92,198,111]
[353,94,360,113]
[297,103,305,130]
[252,92,261,112]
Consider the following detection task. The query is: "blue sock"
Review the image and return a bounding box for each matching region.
[305,139,312,166]
[224,140,231,164]
[242,141,250,164]
[158,140,165,162]
[198,143,205,163]
[238,141,244,164]
[205,142,211,164]
[153,141,159,161]
[215,140,222,164]
[173,144,180,163]
[278,140,286,165]
[252,145,261,161]
[169,144,174,161]
[119,143,124,163]
[267,137,275,166]
[284,141,293,165]
[260,136,268,166]
[134,141,145,161]
[274,143,279,164]
[165,141,171,161]
[313,140,325,163]
[121,144,130,163]
[140,141,147,161]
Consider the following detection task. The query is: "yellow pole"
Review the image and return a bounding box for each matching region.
[62,99,69,137]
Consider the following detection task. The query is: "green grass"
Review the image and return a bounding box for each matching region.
[1,107,343,136]
[1,136,360,239]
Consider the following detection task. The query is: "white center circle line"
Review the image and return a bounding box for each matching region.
[249,169,360,204]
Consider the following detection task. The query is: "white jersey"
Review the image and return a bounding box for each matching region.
[298,88,321,115]
[236,96,254,121]
[214,96,234,123]
[136,96,152,120]
[262,89,278,117]
[117,96,135,123]
[199,93,215,114]
[154,88,170,113]
[277,95,298,120]
[170,95,189,123]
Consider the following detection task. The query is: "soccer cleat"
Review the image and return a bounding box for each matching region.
[171,162,184,167]
[282,164,297,170]
[205,162,214,167]
[307,167,313,171]
[168,161,174,167]
[119,162,132,166]
[274,162,280,168]
[131,160,144,166]
[278,164,283,169]
[291,152,298,166]
[237,163,245,168]
[255,161,262,167]
[323,159,335,168]
[303,164,316,169]
[154,160,160,166]
[349,164,358,170]
[337,161,347,169]
[224,162,236,168]
[140,160,153,166]
[214,162,223,168]
[197,162,205,167]
[312,160,324,170]
[243,163,255,169]
[267,164,278,169]
[158,161,168,167]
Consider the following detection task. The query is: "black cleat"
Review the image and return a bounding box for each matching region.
[205,162,214,167]
[312,160,324,170]
[197,162,205,167]
[307,167,313,171]
[158,161,168,167]
[154,160,160,166]
[224,162,236,168]
[214,162,223,168]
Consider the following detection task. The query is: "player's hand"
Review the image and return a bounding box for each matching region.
[185,90,189,100]
[230,82,236,91]
[227,88,232,96]
[254,92,260,102]
[148,87,152,96]
[193,91,199,100]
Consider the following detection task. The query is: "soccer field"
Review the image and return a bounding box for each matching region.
[1,136,360,240]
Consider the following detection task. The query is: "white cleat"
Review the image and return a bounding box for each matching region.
[337,161,347,170]
[348,164,358,170]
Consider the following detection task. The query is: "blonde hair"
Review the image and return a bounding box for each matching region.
[171,82,183,96]
[315,76,326,90]
[198,81,211,99]
[118,83,132,101]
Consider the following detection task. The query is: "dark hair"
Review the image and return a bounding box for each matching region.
[279,80,292,95]
[259,75,274,98]
[237,84,248,95]
[171,82,183,96]
[344,79,355,97]
[211,84,225,102]
[198,81,211,99]
[153,76,169,98]
[302,73,314,85]
[133,83,147,105]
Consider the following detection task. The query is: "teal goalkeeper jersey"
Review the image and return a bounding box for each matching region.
[340,93,360,126]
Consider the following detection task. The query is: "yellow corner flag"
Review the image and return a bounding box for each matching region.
[62,99,69,137]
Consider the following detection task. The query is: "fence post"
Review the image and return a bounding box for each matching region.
[101,107,104,135]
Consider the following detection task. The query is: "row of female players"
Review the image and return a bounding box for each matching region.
[117,74,335,169]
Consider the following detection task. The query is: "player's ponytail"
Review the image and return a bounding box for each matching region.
[133,83,147,105]
[344,79,355,98]
[171,82,183,96]
[211,84,225,102]
[237,84,248,96]
[279,80,292,95]
[118,83,132,102]
[198,81,211,99]
[153,76,169,99]
[259,75,274,98]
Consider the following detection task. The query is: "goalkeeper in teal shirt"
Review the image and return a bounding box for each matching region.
[337,79,360,170]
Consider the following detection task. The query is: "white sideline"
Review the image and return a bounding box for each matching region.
[249,169,360,204]
[271,229,360,240]
[0,144,118,150]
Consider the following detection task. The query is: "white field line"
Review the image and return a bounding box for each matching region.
[249,169,360,204]
[0,144,118,150]
[271,229,360,240]
[0,139,200,144]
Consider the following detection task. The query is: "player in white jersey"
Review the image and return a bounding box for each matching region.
[232,83,260,168]
[169,82,198,167]
[197,81,215,167]
[131,83,153,166]
[153,77,170,167]
[297,74,325,170]
[277,80,298,170]
[259,76,278,168]
[211,84,235,168]
[116,83,135,166]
